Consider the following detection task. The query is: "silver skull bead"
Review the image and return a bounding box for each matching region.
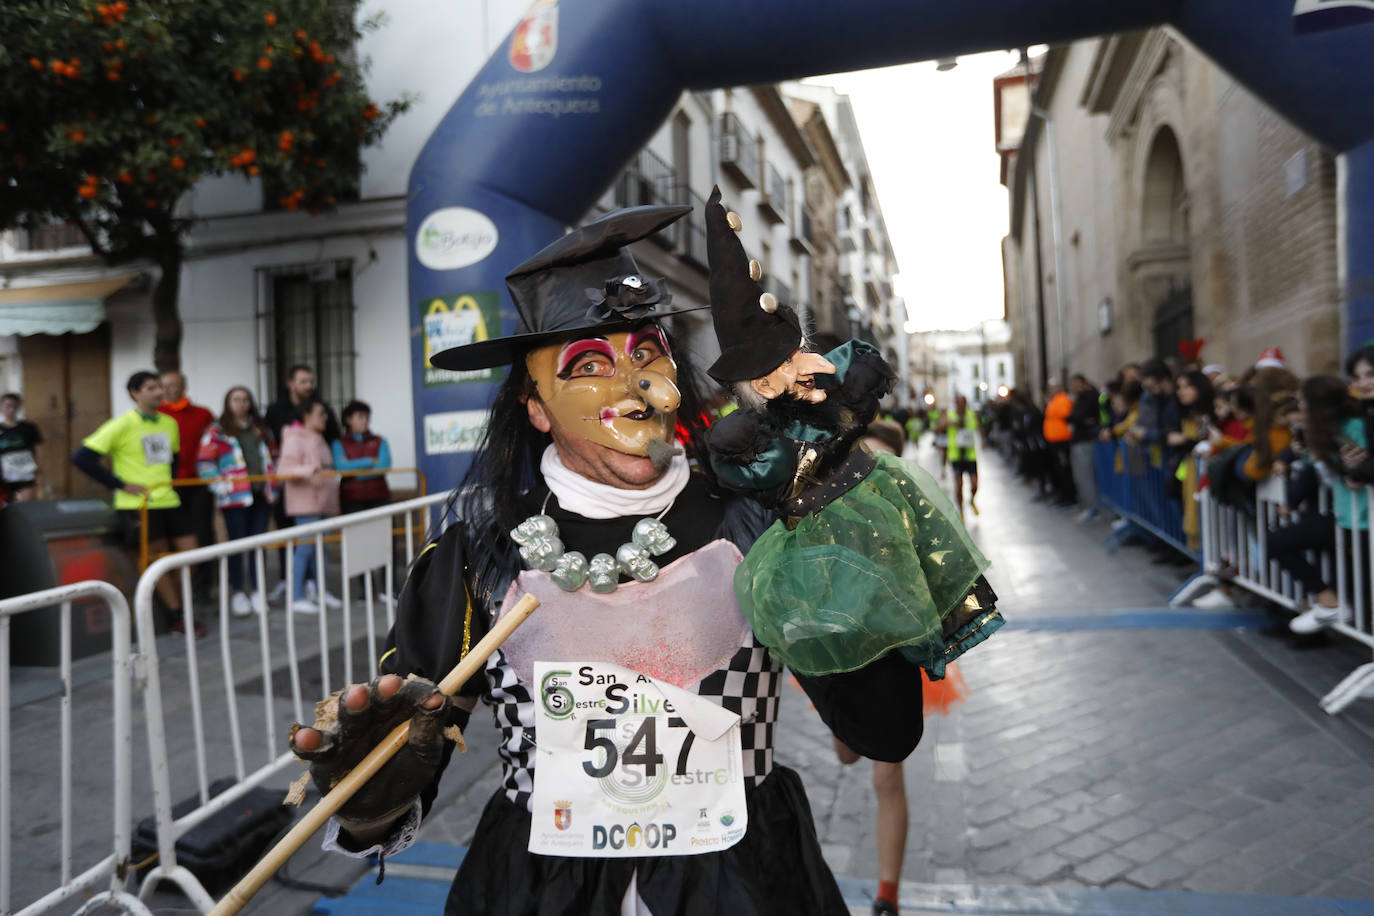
[510,514,558,546]
[616,542,660,583]
[588,553,620,593]
[520,535,564,572]
[550,551,589,592]
[511,515,563,572]
[631,517,676,557]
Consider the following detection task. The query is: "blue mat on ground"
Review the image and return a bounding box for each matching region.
[311,842,466,916]
[1002,608,1272,632]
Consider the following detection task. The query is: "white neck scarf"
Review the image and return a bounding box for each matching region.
[540,444,690,519]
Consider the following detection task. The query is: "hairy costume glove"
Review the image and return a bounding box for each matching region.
[290,675,466,831]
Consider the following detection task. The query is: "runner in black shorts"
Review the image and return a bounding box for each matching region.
[118,505,194,548]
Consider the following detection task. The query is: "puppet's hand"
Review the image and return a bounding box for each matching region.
[709,409,767,463]
[836,349,897,418]
[290,674,459,832]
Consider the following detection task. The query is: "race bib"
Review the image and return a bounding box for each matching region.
[955,429,976,448]
[141,432,173,467]
[1,450,37,482]
[529,661,747,858]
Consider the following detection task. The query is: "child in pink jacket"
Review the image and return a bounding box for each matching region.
[276,401,340,612]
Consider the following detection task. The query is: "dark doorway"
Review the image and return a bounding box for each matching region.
[1153,283,1193,362]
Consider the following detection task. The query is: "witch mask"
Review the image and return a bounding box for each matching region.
[526,324,680,456]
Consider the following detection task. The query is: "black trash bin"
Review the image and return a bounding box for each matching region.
[1,498,139,666]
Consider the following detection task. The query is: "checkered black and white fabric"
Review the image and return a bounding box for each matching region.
[483,636,782,812]
[693,636,781,785]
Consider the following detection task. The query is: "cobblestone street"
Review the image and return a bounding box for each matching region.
[779,443,1374,913]
[140,444,1374,915]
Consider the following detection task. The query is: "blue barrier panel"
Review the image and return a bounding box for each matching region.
[1094,441,1194,558]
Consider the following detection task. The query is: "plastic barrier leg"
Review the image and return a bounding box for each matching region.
[1319,662,1374,715]
[1169,573,1219,608]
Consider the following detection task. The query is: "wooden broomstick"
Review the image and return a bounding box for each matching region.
[209,593,541,916]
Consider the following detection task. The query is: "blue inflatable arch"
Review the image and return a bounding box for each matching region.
[407,0,1374,484]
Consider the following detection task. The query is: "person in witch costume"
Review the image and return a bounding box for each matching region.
[702,186,1004,691]
[287,203,910,915]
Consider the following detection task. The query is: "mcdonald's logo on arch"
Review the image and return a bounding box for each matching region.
[421,291,503,386]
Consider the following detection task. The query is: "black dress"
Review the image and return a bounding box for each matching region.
[379,476,862,915]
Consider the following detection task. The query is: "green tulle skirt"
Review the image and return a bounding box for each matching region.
[736,453,993,677]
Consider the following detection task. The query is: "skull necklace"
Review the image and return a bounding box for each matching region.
[509,495,678,593]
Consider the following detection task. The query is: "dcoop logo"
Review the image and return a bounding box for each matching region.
[592,821,677,851]
[415,207,498,271]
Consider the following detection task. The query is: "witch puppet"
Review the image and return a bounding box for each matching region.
[702,186,1004,697]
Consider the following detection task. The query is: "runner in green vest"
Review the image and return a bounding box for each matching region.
[940,394,982,518]
[930,403,948,477]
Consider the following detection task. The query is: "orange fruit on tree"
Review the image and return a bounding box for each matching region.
[79,186,98,199]
[258,57,272,70]
[171,156,185,170]
[265,12,277,25]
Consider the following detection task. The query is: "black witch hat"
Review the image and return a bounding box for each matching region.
[704,186,803,383]
[430,204,704,371]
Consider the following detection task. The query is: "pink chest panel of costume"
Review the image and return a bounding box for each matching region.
[495,539,750,689]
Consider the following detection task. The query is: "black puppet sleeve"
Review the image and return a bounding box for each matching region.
[792,655,925,763]
[379,523,492,817]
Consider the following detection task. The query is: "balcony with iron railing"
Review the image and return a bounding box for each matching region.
[758,162,787,225]
[719,112,760,189]
[610,150,709,271]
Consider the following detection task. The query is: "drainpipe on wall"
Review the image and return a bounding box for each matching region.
[1031,103,1069,390]
[1022,49,1050,397]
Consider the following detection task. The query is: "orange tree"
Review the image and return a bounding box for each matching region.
[0,0,409,370]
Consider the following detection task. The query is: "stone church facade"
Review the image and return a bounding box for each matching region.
[1002,30,1341,392]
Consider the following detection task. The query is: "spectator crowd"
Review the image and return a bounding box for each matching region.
[985,344,1374,635]
[0,364,397,636]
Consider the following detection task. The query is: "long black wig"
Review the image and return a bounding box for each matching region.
[439,321,719,611]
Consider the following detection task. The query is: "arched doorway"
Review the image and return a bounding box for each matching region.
[1134,126,1194,361]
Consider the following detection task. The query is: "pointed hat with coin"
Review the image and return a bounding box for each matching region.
[704,185,804,383]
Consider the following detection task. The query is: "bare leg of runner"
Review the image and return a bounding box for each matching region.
[873,761,908,912]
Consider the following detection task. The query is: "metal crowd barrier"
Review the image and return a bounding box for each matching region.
[1094,440,1196,559]
[136,466,429,571]
[1170,459,1374,714]
[131,492,449,910]
[0,581,151,916]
